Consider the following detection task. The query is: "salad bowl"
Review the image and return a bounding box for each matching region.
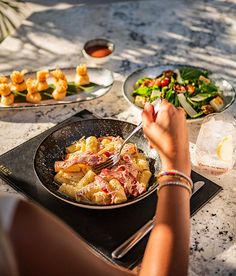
[123,64,236,122]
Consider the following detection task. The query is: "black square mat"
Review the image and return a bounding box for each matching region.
[0,109,222,269]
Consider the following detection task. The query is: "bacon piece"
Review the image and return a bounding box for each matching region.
[54,153,104,172]
[99,164,144,197]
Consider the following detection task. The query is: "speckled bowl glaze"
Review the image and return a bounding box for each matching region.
[34,118,161,209]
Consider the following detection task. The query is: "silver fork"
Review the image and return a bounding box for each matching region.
[92,99,162,174]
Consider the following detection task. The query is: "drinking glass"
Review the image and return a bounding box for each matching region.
[195,113,236,175]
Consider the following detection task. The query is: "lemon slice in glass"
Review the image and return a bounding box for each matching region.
[216,135,233,162]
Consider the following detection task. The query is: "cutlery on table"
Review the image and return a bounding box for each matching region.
[111,180,205,259]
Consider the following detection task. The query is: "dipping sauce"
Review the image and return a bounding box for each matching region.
[85,45,112,58]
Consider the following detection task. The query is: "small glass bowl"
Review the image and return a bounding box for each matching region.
[82,38,115,64]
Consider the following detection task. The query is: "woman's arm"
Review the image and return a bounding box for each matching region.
[140,183,190,276]
[9,199,135,276]
[140,100,191,276]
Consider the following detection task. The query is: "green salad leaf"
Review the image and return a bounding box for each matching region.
[131,67,224,119]
[180,67,208,83]
[133,86,152,96]
[200,83,218,93]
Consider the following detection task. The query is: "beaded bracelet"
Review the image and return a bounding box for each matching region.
[158,174,190,186]
[158,181,192,196]
[157,170,193,190]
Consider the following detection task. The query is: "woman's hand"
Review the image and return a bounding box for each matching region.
[142,100,191,177]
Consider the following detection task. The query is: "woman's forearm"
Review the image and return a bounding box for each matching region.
[140,185,190,276]
[140,100,191,275]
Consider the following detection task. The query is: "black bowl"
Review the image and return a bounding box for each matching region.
[34,118,161,209]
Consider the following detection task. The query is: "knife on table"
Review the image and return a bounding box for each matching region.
[111,181,205,259]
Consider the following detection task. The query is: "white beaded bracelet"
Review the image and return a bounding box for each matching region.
[157,181,192,196]
[157,169,193,190]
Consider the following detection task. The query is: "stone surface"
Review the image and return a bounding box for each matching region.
[0,0,236,275]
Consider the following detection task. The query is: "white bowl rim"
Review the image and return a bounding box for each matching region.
[122,64,236,123]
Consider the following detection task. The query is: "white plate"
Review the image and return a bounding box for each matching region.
[0,67,114,110]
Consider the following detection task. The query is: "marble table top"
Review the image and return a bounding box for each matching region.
[0,0,236,275]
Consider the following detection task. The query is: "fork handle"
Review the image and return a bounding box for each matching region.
[111,218,154,259]
[122,122,143,146]
[122,99,161,146]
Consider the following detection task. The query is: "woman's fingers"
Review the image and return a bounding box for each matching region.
[142,102,155,125]
[176,106,186,116]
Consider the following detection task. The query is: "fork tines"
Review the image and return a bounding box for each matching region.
[93,155,118,174]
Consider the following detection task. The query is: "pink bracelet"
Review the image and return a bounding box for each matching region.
[157,169,193,190]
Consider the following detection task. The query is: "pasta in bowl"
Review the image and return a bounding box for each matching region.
[34,119,160,209]
[55,136,152,205]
